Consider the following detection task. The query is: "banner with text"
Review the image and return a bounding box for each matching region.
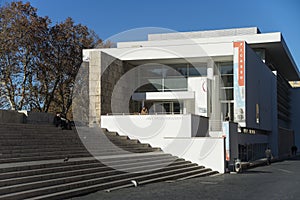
[233,41,246,126]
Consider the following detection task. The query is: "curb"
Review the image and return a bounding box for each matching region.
[242,154,300,170]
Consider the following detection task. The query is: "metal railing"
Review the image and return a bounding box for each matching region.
[105,112,185,116]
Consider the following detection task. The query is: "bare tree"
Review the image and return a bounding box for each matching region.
[0,1,49,110]
[40,17,102,115]
[0,1,102,116]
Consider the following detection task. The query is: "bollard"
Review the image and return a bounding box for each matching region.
[235,158,241,173]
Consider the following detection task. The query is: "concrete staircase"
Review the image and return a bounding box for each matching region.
[0,123,218,199]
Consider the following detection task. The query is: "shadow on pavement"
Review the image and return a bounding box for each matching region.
[239,170,272,174]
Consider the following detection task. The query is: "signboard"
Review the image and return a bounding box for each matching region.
[233,41,246,125]
[222,122,230,161]
[188,77,207,117]
[234,41,245,86]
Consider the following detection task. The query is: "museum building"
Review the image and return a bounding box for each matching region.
[82,27,300,173]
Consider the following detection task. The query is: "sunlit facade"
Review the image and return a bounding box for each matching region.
[83,27,300,172]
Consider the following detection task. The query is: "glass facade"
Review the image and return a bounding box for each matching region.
[219,62,234,121]
[219,62,234,100]
[136,62,208,92]
[133,61,234,119]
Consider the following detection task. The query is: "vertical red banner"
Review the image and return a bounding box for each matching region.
[234,41,245,86]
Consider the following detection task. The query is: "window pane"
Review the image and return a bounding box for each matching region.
[219,62,233,75]
[221,75,233,87]
[189,63,207,76]
[168,64,188,76]
[220,89,233,100]
[164,78,187,91]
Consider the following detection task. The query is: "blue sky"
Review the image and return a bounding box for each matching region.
[2,0,300,69]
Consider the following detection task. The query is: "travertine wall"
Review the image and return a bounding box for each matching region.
[88,51,101,125]
[88,51,134,125]
[101,52,121,114]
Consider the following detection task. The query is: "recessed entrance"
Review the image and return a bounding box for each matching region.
[148,101,182,114]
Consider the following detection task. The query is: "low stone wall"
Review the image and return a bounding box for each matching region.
[26,112,55,124]
[101,114,226,173]
[0,110,55,124]
[0,110,26,123]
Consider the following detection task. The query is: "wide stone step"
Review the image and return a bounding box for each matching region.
[136,167,215,185]
[35,170,217,200]
[0,157,186,188]
[0,133,79,139]
[0,150,91,158]
[0,162,103,180]
[0,153,93,164]
[0,139,83,145]
[0,123,66,128]
[0,123,217,199]
[0,153,171,173]
[0,147,157,156]
[0,129,74,135]
[0,157,100,173]
[0,132,77,138]
[0,150,169,164]
[0,162,202,199]
[0,154,175,180]
[0,137,150,147]
[0,140,159,153]
[0,127,72,131]
[0,142,152,151]
[30,168,208,200]
[0,147,88,154]
[0,145,86,152]
[106,168,217,192]
[0,160,195,194]
[0,149,159,162]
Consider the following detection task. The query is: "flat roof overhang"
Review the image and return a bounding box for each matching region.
[84,32,299,81]
[249,37,300,81]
